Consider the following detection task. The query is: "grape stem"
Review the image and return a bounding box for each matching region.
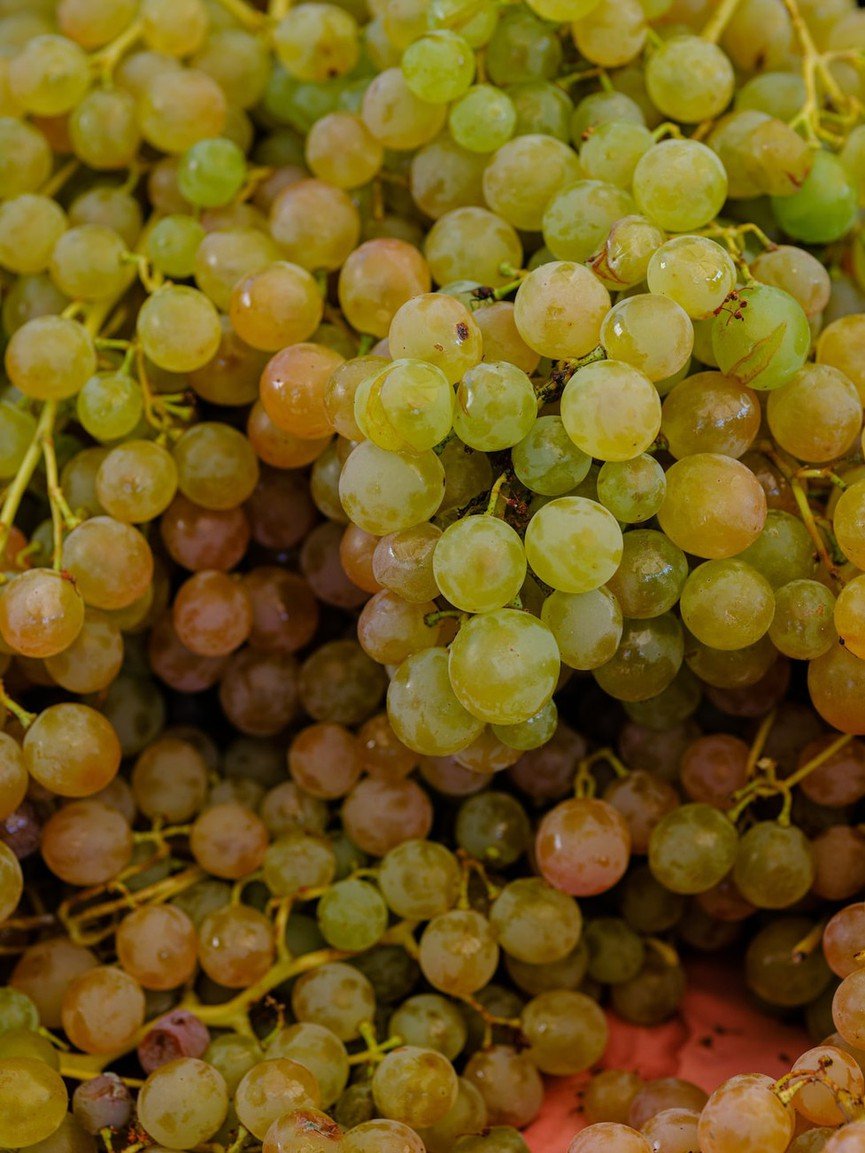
[353,1022,404,1065]
[791,919,825,960]
[774,1063,865,1121]
[39,159,80,200]
[745,708,777,778]
[457,994,523,1051]
[779,0,862,146]
[758,440,842,583]
[42,424,80,570]
[0,400,58,570]
[59,864,206,947]
[797,467,848,491]
[88,19,144,83]
[727,731,854,825]
[485,472,509,516]
[210,0,268,29]
[701,0,745,44]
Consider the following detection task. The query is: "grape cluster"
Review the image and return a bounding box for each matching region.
[3,0,865,1151]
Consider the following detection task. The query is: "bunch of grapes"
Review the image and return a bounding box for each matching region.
[4,0,865,1150]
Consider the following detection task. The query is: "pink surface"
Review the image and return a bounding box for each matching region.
[524,956,810,1151]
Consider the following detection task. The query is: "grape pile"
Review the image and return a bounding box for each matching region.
[4,0,865,1151]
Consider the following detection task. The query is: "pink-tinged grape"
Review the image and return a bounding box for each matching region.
[0,1058,68,1148]
[514,261,611,359]
[767,364,862,463]
[568,1123,652,1153]
[657,454,767,559]
[72,1074,133,1135]
[341,777,433,857]
[263,1107,344,1153]
[339,441,445,536]
[24,704,121,798]
[116,905,197,991]
[824,903,865,977]
[270,180,360,273]
[525,497,623,593]
[338,238,431,339]
[190,801,269,880]
[41,801,133,887]
[561,360,662,461]
[536,797,631,896]
[132,736,209,824]
[138,1059,228,1149]
[808,645,865,735]
[835,969,865,1049]
[824,1122,865,1152]
[448,609,559,726]
[61,967,146,1054]
[372,1046,458,1128]
[0,569,84,658]
[138,1010,210,1074]
[0,842,23,923]
[791,1045,864,1126]
[198,905,274,989]
[697,1074,793,1153]
[5,315,96,400]
[419,910,499,996]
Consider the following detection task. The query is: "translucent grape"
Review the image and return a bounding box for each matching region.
[524,497,623,594]
[561,360,662,460]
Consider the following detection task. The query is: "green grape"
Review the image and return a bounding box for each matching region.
[751,245,831,320]
[596,456,666,523]
[711,284,810,391]
[746,918,832,1007]
[338,441,445,535]
[660,370,760,460]
[561,359,662,460]
[362,67,447,150]
[485,7,561,85]
[273,4,359,81]
[578,120,653,188]
[590,214,665,292]
[772,150,858,244]
[0,1028,59,1069]
[357,359,454,453]
[506,942,589,997]
[146,215,207,279]
[610,955,686,1027]
[512,416,591,497]
[524,497,623,594]
[5,315,96,401]
[620,865,684,934]
[0,403,38,481]
[0,194,66,276]
[543,180,635,264]
[402,32,474,103]
[645,35,735,122]
[371,1046,458,1128]
[137,285,222,374]
[387,647,485,756]
[767,364,862,464]
[525,0,602,15]
[647,236,737,320]
[593,614,684,703]
[454,1129,530,1153]
[455,792,531,865]
[685,632,776,690]
[177,138,247,208]
[8,33,89,116]
[389,995,467,1061]
[736,71,805,121]
[266,1023,349,1109]
[584,917,645,985]
[738,509,817,588]
[75,372,143,443]
[448,84,516,152]
[572,0,647,68]
[448,609,559,725]
[633,140,728,231]
[540,587,623,670]
[433,516,526,614]
[316,878,388,952]
[416,1077,488,1153]
[733,822,815,909]
[424,207,523,289]
[204,1034,262,1095]
[427,0,498,47]
[264,834,336,898]
[570,90,645,145]
[0,118,52,199]
[769,579,837,660]
[419,910,499,996]
[49,224,128,303]
[514,260,611,360]
[601,295,694,384]
[648,804,738,894]
[489,877,582,964]
[379,840,460,920]
[69,87,140,170]
[522,991,608,1077]
[482,134,581,231]
[492,700,558,751]
[679,559,775,650]
[508,80,572,141]
[0,1057,68,1148]
[606,530,688,620]
[0,989,39,1036]
[452,361,537,451]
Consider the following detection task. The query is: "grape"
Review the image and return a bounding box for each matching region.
[419,910,499,996]
[199,904,274,988]
[597,456,666,523]
[137,285,222,373]
[379,840,460,920]
[0,1058,68,1148]
[490,877,582,964]
[0,842,23,923]
[584,917,644,985]
[662,371,760,460]
[584,1070,643,1126]
[648,804,739,894]
[514,260,610,359]
[317,878,388,951]
[733,821,815,909]
[658,454,767,559]
[525,497,623,594]
[338,238,431,338]
[343,1119,426,1153]
[132,737,208,824]
[270,180,360,272]
[362,67,446,150]
[72,1074,133,1135]
[372,1046,458,1127]
[452,361,537,452]
[712,284,810,391]
[388,995,468,1061]
[24,705,121,798]
[174,423,260,511]
[698,1074,793,1153]
[236,1059,321,1139]
[266,1024,349,1109]
[263,1107,344,1153]
[646,35,735,122]
[339,440,445,535]
[605,530,687,620]
[680,559,775,650]
[633,140,727,231]
[773,150,858,244]
[536,797,631,896]
[292,962,375,1042]
[593,614,685,703]
[0,569,84,659]
[629,1081,708,1128]
[561,359,662,460]
[116,905,197,991]
[61,967,145,1054]
[5,315,96,401]
[568,1124,651,1153]
[190,801,269,880]
[137,1059,228,1149]
[76,371,143,442]
[138,1010,210,1074]
[305,112,383,189]
[449,85,515,153]
[648,236,737,320]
